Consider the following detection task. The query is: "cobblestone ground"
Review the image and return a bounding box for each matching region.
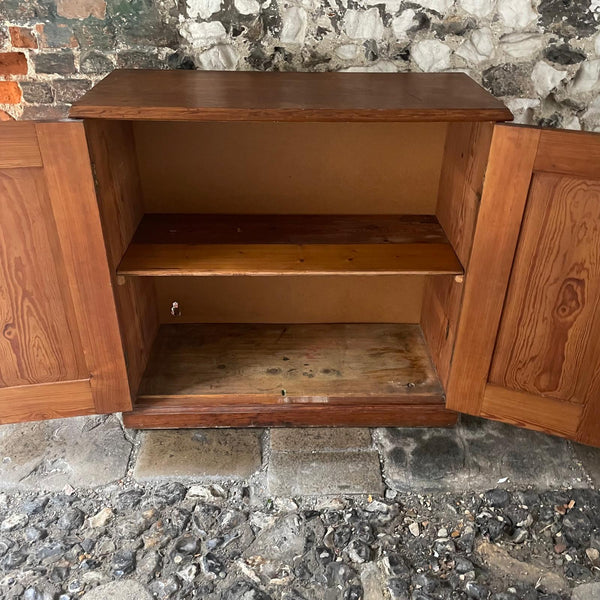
[0,416,599,600]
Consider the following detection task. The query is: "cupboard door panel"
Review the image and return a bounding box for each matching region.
[489,174,600,404]
[446,125,600,447]
[0,122,130,424]
[0,168,86,387]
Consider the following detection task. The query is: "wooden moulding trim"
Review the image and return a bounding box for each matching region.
[0,379,94,425]
[70,106,513,123]
[0,123,42,168]
[481,384,582,439]
[134,393,446,407]
[534,129,600,180]
[123,402,458,429]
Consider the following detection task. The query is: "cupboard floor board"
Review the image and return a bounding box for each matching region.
[117,214,463,276]
[123,323,456,428]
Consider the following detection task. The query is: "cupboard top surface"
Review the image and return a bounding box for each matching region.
[70,70,512,122]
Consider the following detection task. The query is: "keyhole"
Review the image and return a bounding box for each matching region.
[170,301,181,317]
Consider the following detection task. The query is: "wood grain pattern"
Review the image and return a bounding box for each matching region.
[481,384,582,439]
[0,168,86,388]
[0,379,94,425]
[71,70,512,122]
[420,275,464,388]
[123,401,458,429]
[36,122,132,413]
[421,122,492,387]
[119,214,462,276]
[126,322,455,428]
[132,214,450,245]
[535,128,600,180]
[490,174,600,404]
[435,121,494,267]
[134,121,446,215]
[138,323,444,399]
[83,120,159,396]
[118,243,463,276]
[0,123,42,168]
[444,124,541,414]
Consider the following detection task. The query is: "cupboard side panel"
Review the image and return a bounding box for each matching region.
[84,120,160,396]
[420,275,464,388]
[0,167,87,388]
[444,125,540,414]
[36,122,132,413]
[435,121,494,267]
[421,122,492,388]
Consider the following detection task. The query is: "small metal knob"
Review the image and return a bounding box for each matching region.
[170,301,181,317]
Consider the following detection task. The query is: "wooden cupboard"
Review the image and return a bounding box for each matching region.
[0,70,599,447]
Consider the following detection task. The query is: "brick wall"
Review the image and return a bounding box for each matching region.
[0,0,599,129]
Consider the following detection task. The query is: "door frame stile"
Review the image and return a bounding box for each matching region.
[35,122,131,414]
[444,125,541,414]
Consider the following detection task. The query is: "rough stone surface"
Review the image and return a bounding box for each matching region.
[20,81,54,103]
[0,0,598,128]
[133,429,263,481]
[0,414,599,597]
[378,416,586,492]
[80,580,152,599]
[573,443,600,487]
[477,541,569,594]
[572,582,600,600]
[270,428,373,452]
[0,415,133,491]
[33,51,76,74]
[268,450,384,496]
[52,78,92,103]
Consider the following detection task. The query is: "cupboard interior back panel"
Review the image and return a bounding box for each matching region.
[153,276,425,324]
[133,122,447,214]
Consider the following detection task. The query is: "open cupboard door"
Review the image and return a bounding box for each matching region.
[445,124,600,447]
[0,122,130,424]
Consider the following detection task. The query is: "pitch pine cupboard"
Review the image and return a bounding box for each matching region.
[1,70,599,447]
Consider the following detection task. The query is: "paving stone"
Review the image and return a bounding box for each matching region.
[80,580,152,600]
[270,428,372,452]
[477,541,569,594]
[133,429,263,481]
[572,582,600,600]
[378,416,586,492]
[573,442,600,487]
[268,450,383,496]
[0,415,133,491]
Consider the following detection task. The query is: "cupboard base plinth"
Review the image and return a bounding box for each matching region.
[123,398,457,429]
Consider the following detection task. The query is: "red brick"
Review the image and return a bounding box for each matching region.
[0,110,15,121]
[9,26,38,49]
[0,52,28,76]
[0,81,22,104]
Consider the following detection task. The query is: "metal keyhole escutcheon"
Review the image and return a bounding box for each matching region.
[170,301,181,317]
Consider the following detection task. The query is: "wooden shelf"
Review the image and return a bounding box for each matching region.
[122,323,457,428]
[117,214,463,276]
[70,70,512,122]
